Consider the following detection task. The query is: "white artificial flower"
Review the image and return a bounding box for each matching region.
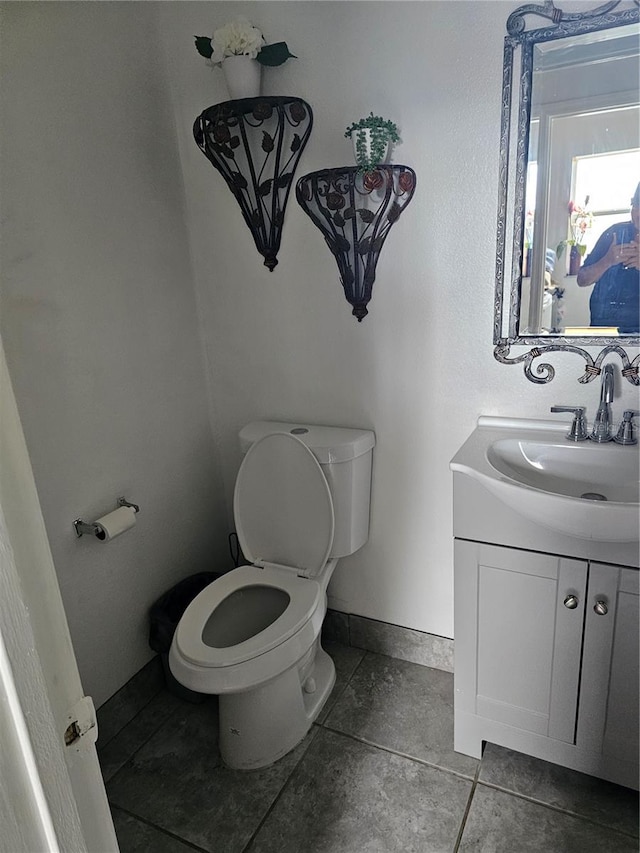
[211,16,264,64]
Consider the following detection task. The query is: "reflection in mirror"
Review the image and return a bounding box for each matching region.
[494,1,640,384]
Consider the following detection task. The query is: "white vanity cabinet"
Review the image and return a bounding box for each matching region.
[454,540,639,790]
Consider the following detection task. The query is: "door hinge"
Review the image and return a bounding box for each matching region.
[64,695,98,749]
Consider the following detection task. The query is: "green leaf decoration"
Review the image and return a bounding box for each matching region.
[343,207,356,220]
[259,179,273,197]
[358,209,375,223]
[290,133,301,153]
[261,131,275,153]
[277,172,293,188]
[229,136,241,149]
[333,212,345,227]
[256,42,297,67]
[194,36,213,59]
[356,237,372,254]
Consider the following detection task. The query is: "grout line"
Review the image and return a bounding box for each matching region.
[98,688,163,753]
[317,724,639,846]
[110,804,210,853]
[102,700,187,784]
[473,779,640,840]
[239,726,320,853]
[453,763,481,852]
[97,661,165,751]
[319,722,479,784]
[345,647,369,681]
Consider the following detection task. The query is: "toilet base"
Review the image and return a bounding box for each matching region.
[218,643,336,770]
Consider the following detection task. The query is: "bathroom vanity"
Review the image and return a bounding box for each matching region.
[451,417,639,791]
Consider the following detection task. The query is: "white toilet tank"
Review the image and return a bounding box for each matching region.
[238,421,375,558]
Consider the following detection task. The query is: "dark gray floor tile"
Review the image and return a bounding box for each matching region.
[479,742,639,838]
[316,640,366,724]
[325,651,479,778]
[459,785,638,852]
[107,697,317,853]
[111,807,200,853]
[248,727,472,853]
[350,614,454,672]
[100,689,186,783]
[97,656,164,748]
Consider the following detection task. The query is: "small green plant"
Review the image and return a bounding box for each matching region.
[556,198,593,259]
[556,240,587,260]
[344,113,400,173]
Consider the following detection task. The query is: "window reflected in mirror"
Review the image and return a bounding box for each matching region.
[520,23,639,337]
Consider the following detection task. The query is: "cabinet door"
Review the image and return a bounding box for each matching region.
[578,563,639,773]
[455,541,586,741]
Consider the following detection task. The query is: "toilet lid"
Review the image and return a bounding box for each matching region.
[233,432,335,577]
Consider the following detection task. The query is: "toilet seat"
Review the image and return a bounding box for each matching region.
[173,564,322,668]
[170,431,337,695]
[233,432,335,578]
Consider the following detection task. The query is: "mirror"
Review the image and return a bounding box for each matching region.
[494,0,640,384]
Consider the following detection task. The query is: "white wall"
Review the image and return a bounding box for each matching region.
[2,1,638,712]
[0,2,230,707]
[158,0,639,639]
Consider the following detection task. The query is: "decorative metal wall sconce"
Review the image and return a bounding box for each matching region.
[296,165,416,320]
[194,96,313,271]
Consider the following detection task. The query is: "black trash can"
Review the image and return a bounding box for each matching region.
[149,572,219,703]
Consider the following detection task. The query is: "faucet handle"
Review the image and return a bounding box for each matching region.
[613,410,640,446]
[550,406,588,442]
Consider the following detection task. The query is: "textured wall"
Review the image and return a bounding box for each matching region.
[2,1,638,715]
[158,0,639,639]
[0,3,230,706]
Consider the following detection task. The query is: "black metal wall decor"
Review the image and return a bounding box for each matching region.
[296,166,416,321]
[194,96,313,271]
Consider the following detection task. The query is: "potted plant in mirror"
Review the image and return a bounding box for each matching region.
[344,113,400,174]
[556,198,593,276]
[195,17,296,100]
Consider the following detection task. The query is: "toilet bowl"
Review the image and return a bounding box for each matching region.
[169,421,375,770]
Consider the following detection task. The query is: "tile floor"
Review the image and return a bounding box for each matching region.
[98,643,639,852]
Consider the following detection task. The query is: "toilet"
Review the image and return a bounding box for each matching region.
[169,420,375,770]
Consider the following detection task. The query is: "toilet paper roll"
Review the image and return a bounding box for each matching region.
[95,506,136,542]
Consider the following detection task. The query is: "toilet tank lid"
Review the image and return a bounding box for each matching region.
[239,421,375,463]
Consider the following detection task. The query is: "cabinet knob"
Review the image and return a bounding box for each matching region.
[593,600,608,616]
[563,594,579,609]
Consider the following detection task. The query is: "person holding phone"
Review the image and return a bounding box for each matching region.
[577,182,640,333]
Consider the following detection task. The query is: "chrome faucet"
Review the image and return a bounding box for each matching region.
[590,363,615,443]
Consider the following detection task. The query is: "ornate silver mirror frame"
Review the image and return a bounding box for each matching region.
[494,0,640,384]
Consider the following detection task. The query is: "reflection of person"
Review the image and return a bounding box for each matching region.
[576,183,639,333]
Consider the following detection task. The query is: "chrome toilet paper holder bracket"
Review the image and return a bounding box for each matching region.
[117,496,140,513]
[73,496,140,539]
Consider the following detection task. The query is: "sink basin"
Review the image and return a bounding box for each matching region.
[487,438,638,504]
[451,417,640,543]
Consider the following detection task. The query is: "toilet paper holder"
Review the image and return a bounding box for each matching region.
[74,497,140,539]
